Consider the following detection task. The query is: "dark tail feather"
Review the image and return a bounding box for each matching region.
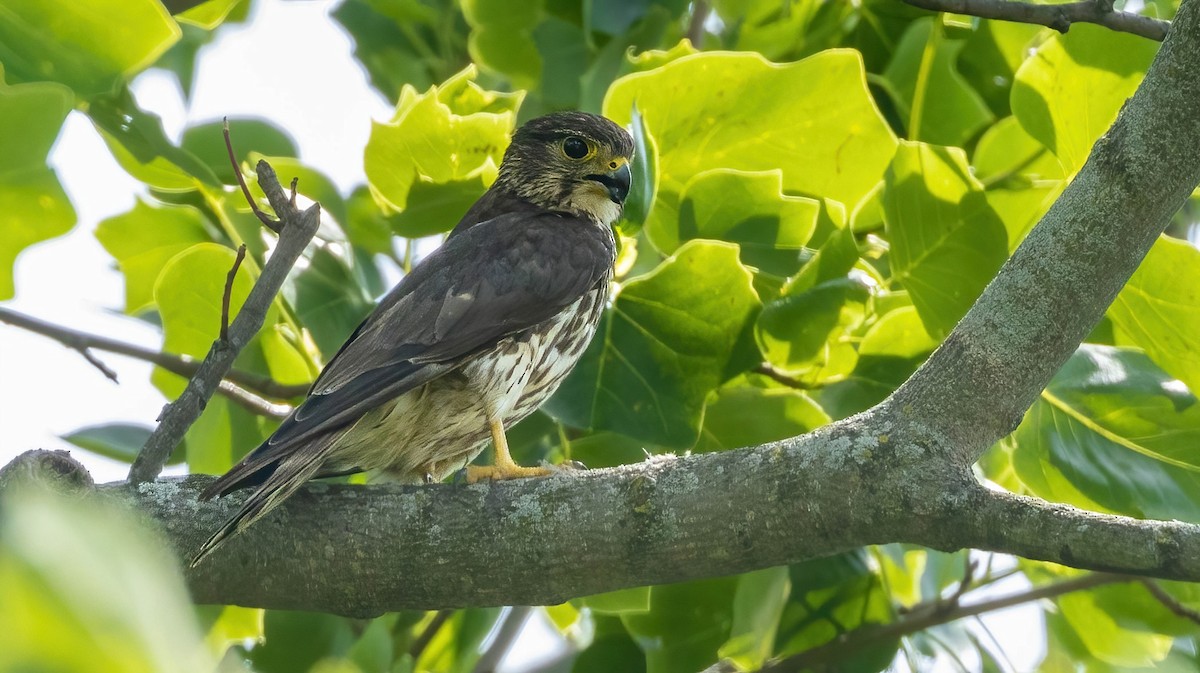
[190,442,334,568]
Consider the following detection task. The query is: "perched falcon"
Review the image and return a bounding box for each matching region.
[191,112,633,567]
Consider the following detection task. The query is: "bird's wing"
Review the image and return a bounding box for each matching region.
[200,210,614,498]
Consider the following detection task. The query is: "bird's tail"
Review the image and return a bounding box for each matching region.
[190,445,333,568]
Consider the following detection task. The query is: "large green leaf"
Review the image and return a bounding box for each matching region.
[1109,236,1200,396]
[756,228,867,384]
[972,116,1064,250]
[775,553,897,669]
[1006,346,1200,521]
[0,0,179,97]
[955,19,1042,117]
[1011,24,1158,175]
[95,200,212,314]
[696,378,830,453]
[719,567,791,669]
[646,169,819,277]
[62,422,184,466]
[462,0,544,89]
[622,577,739,673]
[882,18,994,147]
[603,50,898,211]
[545,240,760,447]
[884,141,1008,338]
[291,245,375,359]
[364,66,521,213]
[0,490,214,673]
[0,79,76,300]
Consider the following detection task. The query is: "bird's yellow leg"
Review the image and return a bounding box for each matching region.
[465,416,553,483]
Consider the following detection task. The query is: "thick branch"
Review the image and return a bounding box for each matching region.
[128,162,320,483]
[0,307,310,400]
[899,0,1169,41]
[891,0,1200,464]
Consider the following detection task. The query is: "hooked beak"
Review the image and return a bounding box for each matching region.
[585,162,632,204]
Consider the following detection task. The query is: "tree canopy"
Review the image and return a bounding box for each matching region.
[2,0,1200,671]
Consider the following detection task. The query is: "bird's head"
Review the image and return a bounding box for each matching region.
[495,112,634,226]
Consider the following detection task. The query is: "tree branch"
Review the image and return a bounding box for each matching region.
[898,0,1170,41]
[128,162,320,483]
[0,307,310,400]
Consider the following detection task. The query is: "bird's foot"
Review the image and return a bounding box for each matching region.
[463,463,553,483]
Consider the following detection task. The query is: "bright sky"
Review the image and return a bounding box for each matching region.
[0,1,1046,668]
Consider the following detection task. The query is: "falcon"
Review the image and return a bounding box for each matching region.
[191,112,633,567]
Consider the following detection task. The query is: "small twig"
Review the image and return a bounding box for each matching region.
[221,244,247,342]
[1140,579,1200,625]
[223,117,280,232]
[687,1,709,46]
[754,363,817,390]
[128,159,320,484]
[0,307,310,399]
[408,609,453,661]
[472,606,532,673]
[289,177,299,209]
[757,572,1130,672]
[898,0,1169,41]
[80,348,119,383]
[217,380,291,419]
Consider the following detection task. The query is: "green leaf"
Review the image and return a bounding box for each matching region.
[0,79,76,300]
[1109,236,1200,396]
[775,553,896,669]
[972,116,1064,250]
[718,567,791,669]
[467,25,542,90]
[95,199,212,314]
[180,118,298,185]
[1008,346,1200,521]
[1057,578,1173,666]
[0,489,215,673]
[0,0,179,97]
[884,141,1008,338]
[1011,24,1158,175]
[647,169,819,277]
[344,186,398,255]
[882,18,994,147]
[545,241,760,447]
[956,20,1042,117]
[621,104,658,228]
[580,585,652,614]
[415,608,503,673]
[365,66,521,213]
[697,379,830,453]
[603,50,898,211]
[176,0,245,30]
[249,610,356,673]
[91,89,220,189]
[291,245,375,358]
[622,577,738,673]
[62,422,184,466]
[756,229,867,384]
[389,177,488,237]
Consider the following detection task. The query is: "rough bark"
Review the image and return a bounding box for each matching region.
[12,0,1200,618]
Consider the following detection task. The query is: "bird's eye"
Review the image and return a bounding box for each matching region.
[562,136,590,160]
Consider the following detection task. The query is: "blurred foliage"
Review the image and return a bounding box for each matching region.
[1,0,1197,670]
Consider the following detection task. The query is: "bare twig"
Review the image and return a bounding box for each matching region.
[221,244,247,342]
[472,606,533,673]
[758,573,1129,672]
[1140,579,1200,625]
[80,348,119,383]
[216,381,291,419]
[223,118,280,232]
[0,307,310,399]
[898,0,1170,41]
[687,1,709,46]
[408,609,453,661]
[128,160,320,483]
[754,363,816,390]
